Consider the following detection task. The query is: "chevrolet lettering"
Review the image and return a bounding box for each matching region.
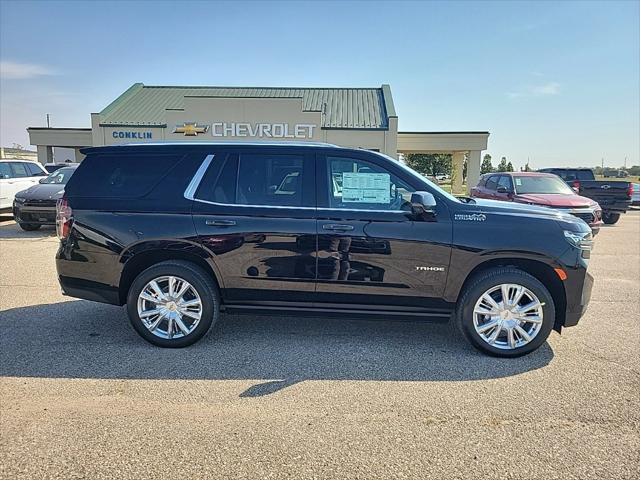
[211,122,316,139]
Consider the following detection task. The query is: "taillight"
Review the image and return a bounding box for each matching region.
[627,183,633,198]
[56,197,73,240]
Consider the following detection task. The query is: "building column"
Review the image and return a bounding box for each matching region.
[466,150,482,194]
[451,151,465,195]
[74,148,86,162]
[36,145,54,165]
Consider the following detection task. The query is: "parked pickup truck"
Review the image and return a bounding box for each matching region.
[538,168,632,224]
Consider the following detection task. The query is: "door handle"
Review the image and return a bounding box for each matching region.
[205,219,236,227]
[322,223,354,231]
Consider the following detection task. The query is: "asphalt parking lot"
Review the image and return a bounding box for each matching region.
[1,212,638,479]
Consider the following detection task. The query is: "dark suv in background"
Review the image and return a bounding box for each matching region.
[13,165,77,231]
[56,143,594,357]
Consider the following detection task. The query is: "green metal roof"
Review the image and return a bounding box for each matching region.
[99,83,393,129]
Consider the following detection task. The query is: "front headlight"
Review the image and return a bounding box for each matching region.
[13,197,25,204]
[564,230,593,251]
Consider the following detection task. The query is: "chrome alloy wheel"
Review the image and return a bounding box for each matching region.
[472,283,544,350]
[136,275,203,340]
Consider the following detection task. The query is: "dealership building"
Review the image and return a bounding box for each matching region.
[27,83,489,192]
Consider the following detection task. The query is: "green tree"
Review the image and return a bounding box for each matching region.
[404,153,452,177]
[627,165,640,176]
[506,161,514,172]
[523,161,532,172]
[497,156,509,172]
[481,154,494,174]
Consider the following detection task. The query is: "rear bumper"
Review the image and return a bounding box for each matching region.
[56,244,123,305]
[599,200,631,214]
[58,274,120,305]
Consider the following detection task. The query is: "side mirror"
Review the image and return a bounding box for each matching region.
[411,191,437,215]
[39,178,48,184]
[496,186,508,194]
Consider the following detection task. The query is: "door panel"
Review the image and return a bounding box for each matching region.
[8,162,40,202]
[315,152,453,310]
[191,149,317,304]
[193,213,317,303]
[316,210,452,309]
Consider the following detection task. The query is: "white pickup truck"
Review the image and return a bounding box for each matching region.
[0,159,48,213]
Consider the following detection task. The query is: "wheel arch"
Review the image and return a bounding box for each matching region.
[118,241,223,305]
[455,257,567,331]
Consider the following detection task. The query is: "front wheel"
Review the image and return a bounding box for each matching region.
[126,260,220,348]
[455,267,555,357]
[18,222,41,231]
[602,212,621,225]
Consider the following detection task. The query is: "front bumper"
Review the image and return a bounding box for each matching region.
[558,207,603,235]
[13,201,56,224]
[562,270,594,328]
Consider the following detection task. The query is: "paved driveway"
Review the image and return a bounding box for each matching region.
[1,212,638,479]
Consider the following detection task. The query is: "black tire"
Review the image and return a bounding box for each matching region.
[126,260,220,348]
[455,267,555,358]
[18,222,41,231]
[602,212,621,225]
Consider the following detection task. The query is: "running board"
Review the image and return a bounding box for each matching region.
[222,303,453,320]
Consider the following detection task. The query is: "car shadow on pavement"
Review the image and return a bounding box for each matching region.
[0,300,554,396]
[0,216,56,239]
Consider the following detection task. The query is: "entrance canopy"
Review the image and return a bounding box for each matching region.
[397,131,489,194]
[27,127,92,163]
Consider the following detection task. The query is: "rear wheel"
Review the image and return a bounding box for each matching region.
[18,222,41,231]
[126,260,220,348]
[455,267,555,357]
[602,212,620,225]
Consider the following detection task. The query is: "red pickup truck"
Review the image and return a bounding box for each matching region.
[471,172,603,234]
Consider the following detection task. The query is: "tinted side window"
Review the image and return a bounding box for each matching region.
[327,156,415,211]
[237,153,305,207]
[9,162,29,178]
[196,154,238,204]
[65,153,183,198]
[27,163,45,176]
[497,176,512,190]
[0,163,12,179]
[485,175,499,190]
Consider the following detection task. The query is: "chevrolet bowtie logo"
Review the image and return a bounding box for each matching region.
[173,122,209,136]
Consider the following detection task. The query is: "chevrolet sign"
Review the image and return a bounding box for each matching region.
[211,122,316,139]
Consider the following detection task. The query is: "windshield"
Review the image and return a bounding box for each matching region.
[514,175,575,195]
[371,152,461,203]
[41,167,76,185]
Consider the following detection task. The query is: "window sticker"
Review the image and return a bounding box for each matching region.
[341,172,390,203]
[515,178,522,186]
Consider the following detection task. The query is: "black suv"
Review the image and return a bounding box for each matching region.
[56,143,594,357]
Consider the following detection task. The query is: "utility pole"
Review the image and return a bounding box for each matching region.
[46,114,50,128]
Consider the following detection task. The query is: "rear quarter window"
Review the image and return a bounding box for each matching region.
[64,152,184,198]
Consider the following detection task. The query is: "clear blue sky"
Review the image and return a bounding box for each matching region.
[1,0,638,168]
